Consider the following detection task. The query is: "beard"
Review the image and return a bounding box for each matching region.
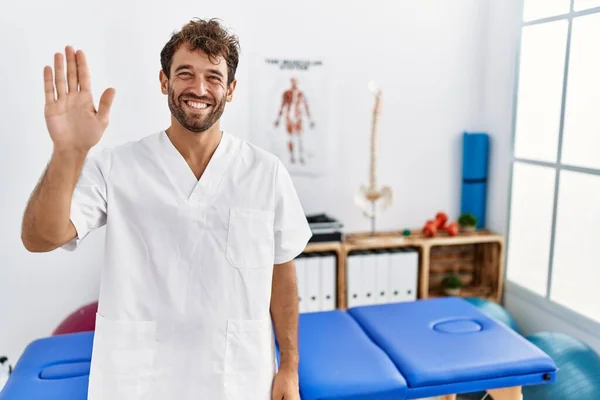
[168,87,226,133]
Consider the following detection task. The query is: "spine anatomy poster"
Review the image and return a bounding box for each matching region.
[250,57,328,176]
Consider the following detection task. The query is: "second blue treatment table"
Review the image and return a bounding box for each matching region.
[298,297,557,400]
[1,298,557,400]
[0,331,92,399]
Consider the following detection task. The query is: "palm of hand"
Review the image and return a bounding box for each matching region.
[46,91,104,149]
[44,46,115,151]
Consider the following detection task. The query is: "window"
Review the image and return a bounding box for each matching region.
[507,0,600,324]
[513,20,568,163]
[573,0,600,11]
[522,0,570,22]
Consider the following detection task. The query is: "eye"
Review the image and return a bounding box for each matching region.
[209,76,221,82]
[178,72,193,77]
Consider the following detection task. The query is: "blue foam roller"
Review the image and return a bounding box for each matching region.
[461,181,487,228]
[462,132,489,181]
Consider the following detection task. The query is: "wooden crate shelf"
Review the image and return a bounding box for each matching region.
[301,229,505,309]
[427,285,498,301]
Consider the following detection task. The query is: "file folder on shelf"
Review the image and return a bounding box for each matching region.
[347,247,419,307]
[388,248,418,303]
[374,249,390,304]
[361,250,377,306]
[319,252,337,311]
[296,252,338,313]
[347,250,364,308]
[304,254,321,313]
[295,255,308,313]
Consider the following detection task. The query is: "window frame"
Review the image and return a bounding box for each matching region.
[505,0,600,331]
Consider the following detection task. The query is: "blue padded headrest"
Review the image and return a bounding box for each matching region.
[39,361,91,379]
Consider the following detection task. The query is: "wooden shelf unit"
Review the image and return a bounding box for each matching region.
[303,229,505,309]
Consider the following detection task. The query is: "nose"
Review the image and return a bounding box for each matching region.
[194,78,208,96]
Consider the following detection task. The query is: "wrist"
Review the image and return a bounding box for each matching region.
[52,145,89,160]
[279,364,299,377]
[279,355,299,372]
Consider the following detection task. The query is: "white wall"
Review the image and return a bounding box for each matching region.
[1,0,490,363]
[288,0,489,230]
[480,0,523,235]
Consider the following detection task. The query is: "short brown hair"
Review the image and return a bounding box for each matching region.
[160,18,240,85]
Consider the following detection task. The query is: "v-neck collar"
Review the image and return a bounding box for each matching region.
[157,130,238,203]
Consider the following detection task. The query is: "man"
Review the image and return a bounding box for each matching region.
[274,77,315,164]
[21,18,312,400]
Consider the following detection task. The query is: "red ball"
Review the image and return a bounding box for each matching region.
[52,302,98,335]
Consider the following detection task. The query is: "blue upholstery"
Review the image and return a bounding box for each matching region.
[1,299,558,400]
[298,310,407,400]
[348,298,557,398]
[0,331,93,400]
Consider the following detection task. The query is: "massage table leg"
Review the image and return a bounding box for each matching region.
[488,386,522,400]
[439,385,522,400]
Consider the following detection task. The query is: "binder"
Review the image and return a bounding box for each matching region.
[399,248,419,302]
[361,250,377,306]
[319,252,337,311]
[388,248,418,303]
[304,253,321,313]
[295,255,307,313]
[347,250,363,308]
[374,249,390,304]
[388,248,404,303]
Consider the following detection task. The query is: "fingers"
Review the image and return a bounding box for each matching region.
[48,46,92,102]
[44,66,55,104]
[65,46,78,93]
[54,52,66,99]
[97,88,116,123]
[76,50,91,92]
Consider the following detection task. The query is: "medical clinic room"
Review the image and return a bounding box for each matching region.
[2,0,600,399]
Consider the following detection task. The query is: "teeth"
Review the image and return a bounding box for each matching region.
[186,101,208,109]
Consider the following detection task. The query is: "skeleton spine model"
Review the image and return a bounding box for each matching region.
[354,81,393,233]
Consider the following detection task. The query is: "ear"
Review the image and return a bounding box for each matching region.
[159,70,169,95]
[226,80,237,102]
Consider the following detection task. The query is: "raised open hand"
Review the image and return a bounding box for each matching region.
[44,46,115,152]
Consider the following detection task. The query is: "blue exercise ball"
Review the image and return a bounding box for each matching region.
[524,332,600,400]
[464,297,521,334]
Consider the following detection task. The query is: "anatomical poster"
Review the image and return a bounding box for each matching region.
[249,56,329,176]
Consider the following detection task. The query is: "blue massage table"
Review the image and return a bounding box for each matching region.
[299,298,557,400]
[1,298,557,400]
[0,330,92,399]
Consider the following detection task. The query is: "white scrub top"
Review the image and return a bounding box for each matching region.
[62,130,312,400]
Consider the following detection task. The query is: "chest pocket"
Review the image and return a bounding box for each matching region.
[226,208,274,269]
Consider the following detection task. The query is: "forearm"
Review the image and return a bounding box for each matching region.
[270,260,300,371]
[21,147,87,251]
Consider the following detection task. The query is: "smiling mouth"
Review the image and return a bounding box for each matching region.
[184,100,211,110]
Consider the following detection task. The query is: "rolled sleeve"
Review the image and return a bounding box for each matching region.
[61,148,112,251]
[273,160,312,264]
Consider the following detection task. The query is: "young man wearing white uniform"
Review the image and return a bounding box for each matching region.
[21,18,312,400]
